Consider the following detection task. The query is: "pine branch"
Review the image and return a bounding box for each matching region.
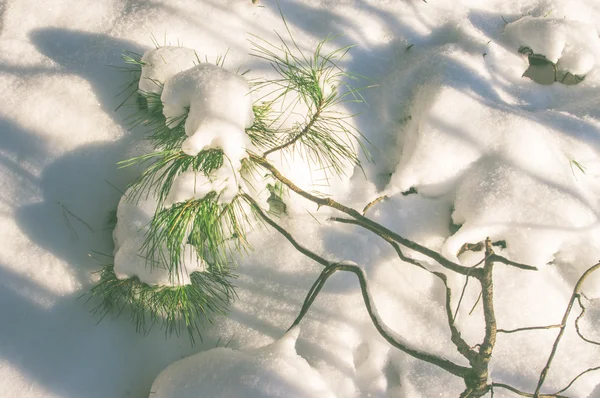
[83,264,237,344]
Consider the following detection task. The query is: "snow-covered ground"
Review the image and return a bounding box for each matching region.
[1,0,600,397]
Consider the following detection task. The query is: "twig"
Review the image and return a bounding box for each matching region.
[491,383,566,397]
[468,291,482,315]
[534,262,600,396]
[452,255,488,324]
[241,193,329,267]
[574,295,600,346]
[362,195,387,215]
[497,325,561,334]
[377,235,477,362]
[262,101,323,157]
[553,366,600,395]
[290,262,471,378]
[489,254,538,271]
[249,154,477,277]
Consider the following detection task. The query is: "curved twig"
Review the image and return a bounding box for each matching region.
[491,383,567,398]
[241,193,330,267]
[290,261,471,378]
[574,295,600,346]
[534,262,600,396]
[552,366,600,395]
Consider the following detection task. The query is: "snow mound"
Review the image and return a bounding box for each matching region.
[388,46,600,268]
[139,47,199,94]
[505,16,600,75]
[150,327,336,398]
[113,187,205,286]
[161,63,254,166]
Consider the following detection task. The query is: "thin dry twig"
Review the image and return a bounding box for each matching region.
[362,195,388,215]
[497,324,561,334]
[534,262,600,396]
[574,295,600,346]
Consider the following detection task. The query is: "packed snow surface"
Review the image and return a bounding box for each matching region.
[2,1,600,398]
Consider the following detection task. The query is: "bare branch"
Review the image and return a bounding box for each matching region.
[497,325,561,334]
[290,262,472,378]
[534,262,600,396]
[491,383,567,398]
[241,193,330,267]
[244,197,472,378]
[553,366,600,395]
[574,295,600,346]
[489,254,538,271]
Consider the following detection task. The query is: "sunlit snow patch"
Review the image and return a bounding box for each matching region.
[150,327,336,398]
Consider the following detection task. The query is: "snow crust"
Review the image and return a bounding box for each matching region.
[505,16,600,75]
[150,327,336,398]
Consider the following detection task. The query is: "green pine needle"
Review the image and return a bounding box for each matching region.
[248,25,373,179]
[142,193,253,277]
[84,264,237,344]
[89,24,372,342]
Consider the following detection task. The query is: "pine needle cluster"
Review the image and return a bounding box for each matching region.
[248,17,372,178]
[85,264,236,344]
[87,21,370,343]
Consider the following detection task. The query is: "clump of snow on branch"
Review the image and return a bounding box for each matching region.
[150,327,335,398]
[139,46,199,94]
[161,63,254,165]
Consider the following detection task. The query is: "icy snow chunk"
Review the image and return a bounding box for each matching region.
[139,46,199,94]
[505,16,600,75]
[150,327,335,398]
[113,187,205,286]
[161,63,254,167]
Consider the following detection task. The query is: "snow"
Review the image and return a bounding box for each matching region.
[1,0,600,398]
[160,62,254,165]
[139,46,199,94]
[150,327,336,398]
